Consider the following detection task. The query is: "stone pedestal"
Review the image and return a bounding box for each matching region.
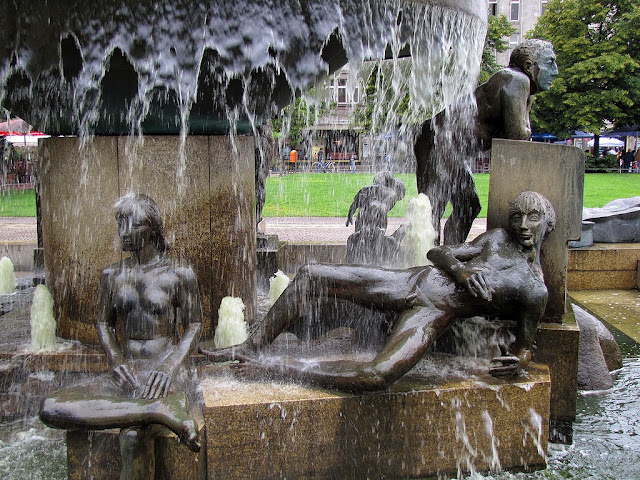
[67,426,207,480]
[487,139,585,320]
[202,363,550,479]
[487,139,585,435]
[38,136,256,343]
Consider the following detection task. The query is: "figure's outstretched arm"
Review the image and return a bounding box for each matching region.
[346,190,365,226]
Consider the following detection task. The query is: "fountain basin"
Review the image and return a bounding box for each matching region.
[0,0,487,135]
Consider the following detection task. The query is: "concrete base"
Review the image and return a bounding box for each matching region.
[568,243,640,290]
[202,361,550,479]
[67,425,206,480]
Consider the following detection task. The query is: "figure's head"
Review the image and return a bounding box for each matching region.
[114,193,169,253]
[509,39,558,92]
[373,171,406,201]
[508,191,556,249]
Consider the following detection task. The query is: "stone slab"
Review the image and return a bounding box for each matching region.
[568,243,640,290]
[534,312,579,428]
[487,140,585,321]
[202,363,550,479]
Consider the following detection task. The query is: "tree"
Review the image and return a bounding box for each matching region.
[479,15,517,85]
[528,0,640,139]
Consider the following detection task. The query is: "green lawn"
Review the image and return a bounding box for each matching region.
[263,172,637,218]
[0,173,636,218]
[0,189,37,217]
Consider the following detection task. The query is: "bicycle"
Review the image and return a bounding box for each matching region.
[312,160,335,173]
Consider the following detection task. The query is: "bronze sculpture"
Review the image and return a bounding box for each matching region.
[345,171,407,266]
[202,192,555,392]
[414,39,558,245]
[39,194,202,480]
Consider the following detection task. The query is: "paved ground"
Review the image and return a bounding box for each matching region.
[0,217,37,243]
[259,217,488,243]
[0,216,489,244]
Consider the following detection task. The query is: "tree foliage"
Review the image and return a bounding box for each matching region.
[528,0,640,136]
[479,15,517,84]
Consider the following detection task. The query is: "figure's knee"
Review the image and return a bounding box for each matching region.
[39,397,58,427]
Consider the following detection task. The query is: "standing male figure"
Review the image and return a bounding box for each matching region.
[415,39,558,245]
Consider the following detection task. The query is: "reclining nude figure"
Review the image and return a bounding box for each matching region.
[202,192,556,392]
[40,194,202,480]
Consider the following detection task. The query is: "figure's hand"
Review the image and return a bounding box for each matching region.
[112,363,140,391]
[456,269,494,301]
[142,370,172,399]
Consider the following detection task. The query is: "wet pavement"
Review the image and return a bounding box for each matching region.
[259,216,488,243]
[0,217,37,243]
[571,289,640,343]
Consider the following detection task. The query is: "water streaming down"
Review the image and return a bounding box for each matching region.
[266,270,291,307]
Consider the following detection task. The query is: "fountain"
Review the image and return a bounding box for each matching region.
[0,1,586,479]
[0,256,16,294]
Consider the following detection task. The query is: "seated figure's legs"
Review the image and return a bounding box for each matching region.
[40,384,200,452]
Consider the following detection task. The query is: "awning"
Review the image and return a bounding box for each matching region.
[587,137,624,148]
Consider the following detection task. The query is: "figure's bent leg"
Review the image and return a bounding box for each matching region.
[443,167,481,245]
[201,265,420,361]
[364,306,456,388]
[40,389,200,452]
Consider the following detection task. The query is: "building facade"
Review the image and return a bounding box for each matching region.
[489,0,548,66]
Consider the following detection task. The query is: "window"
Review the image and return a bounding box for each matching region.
[541,1,548,15]
[337,79,347,104]
[489,1,497,16]
[510,0,520,21]
[509,34,520,52]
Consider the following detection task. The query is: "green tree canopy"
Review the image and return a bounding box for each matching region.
[528,0,640,136]
[479,15,517,85]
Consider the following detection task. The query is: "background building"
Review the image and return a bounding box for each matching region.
[489,0,548,65]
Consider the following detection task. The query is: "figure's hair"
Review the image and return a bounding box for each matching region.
[114,193,169,252]
[509,39,553,70]
[509,191,556,238]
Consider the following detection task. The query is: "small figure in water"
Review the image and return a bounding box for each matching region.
[40,194,202,480]
[345,171,407,266]
[202,192,555,392]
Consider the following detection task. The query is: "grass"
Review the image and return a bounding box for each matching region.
[0,173,635,218]
[0,189,37,217]
[263,172,639,218]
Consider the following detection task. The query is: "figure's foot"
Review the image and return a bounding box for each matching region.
[159,392,201,452]
[179,418,201,453]
[489,349,531,378]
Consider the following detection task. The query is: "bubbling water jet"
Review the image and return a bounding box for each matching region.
[30,284,57,352]
[0,256,17,294]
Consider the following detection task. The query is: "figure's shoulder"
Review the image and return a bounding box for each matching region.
[172,261,198,284]
[478,227,511,244]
